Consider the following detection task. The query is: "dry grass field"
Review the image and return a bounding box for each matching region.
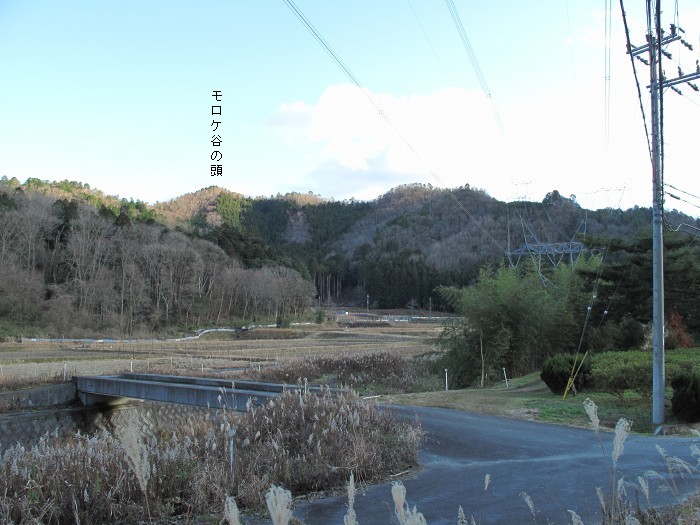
[0,321,435,523]
[2,321,700,524]
[0,322,443,390]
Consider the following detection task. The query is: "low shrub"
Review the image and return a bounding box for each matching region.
[666,311,695,349]
[671,372,700,422]
[540,354,591,395]
[275,316,291,329]
[432,322,486,389]
[314,308,325,324]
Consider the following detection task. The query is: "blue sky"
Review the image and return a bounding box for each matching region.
[1,1,699,217]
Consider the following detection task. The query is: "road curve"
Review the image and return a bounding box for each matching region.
[292,405,700,525]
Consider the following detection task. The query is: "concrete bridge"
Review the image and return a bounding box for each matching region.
[75,373,330,410]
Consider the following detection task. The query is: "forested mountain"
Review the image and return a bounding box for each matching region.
[0,178,314,338]
[1,176,698,339]
[152,182,697,311]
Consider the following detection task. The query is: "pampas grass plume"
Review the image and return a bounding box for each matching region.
[567,509,585,525]
[596,487,607,515]
[638,476,650,505]
[624,515,641,525]
[403,506,427,525]
[583,398,599,433]
[222,495,241,525]
[520,491,536,518]
[344,472,359,525]
[392,481,407,525]
[612,418,631,467]
[266,485,293,525]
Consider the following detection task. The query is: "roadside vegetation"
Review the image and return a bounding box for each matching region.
[0,389,421,524]
[238,398,700,525]
[1,329,700,522]
[432,253,699,434]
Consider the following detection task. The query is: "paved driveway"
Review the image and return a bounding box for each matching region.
[292,405,700,525]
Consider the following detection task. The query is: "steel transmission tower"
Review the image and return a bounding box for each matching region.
[506,219,588,283]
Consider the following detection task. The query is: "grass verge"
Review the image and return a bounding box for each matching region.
[383,372,695,435]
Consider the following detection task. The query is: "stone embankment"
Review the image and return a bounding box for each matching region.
[0,382,213,451]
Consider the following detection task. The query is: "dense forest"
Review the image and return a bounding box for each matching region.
[0,178,313,338]
[0,176,698,341]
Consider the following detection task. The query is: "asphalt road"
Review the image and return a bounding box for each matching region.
[292,405,700,525]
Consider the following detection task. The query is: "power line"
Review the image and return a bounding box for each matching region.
[280,0,508,255]
[406,0,453,85]
[281,0,365,91]
[665,182,700,201]
[619,0,653,163]
[443,0,504,131]
[666,192,700,210]
[444,0,490,95]
[605,0,613,157]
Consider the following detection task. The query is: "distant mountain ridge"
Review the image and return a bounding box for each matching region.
[2,176,698,311]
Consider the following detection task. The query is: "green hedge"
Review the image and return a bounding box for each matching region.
[588,348,700,398]
[535,348,700,399]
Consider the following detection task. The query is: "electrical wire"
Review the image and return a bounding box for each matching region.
[594,238,640,332]
[443,0,504,132]
[406,0,453,85]
[563,0,641,395]
[443,0,490,96]
[665,183,700,201]
[666,193,700,210]
[281,0,365,91]
[605,0,613,159]
[619,0,653,163]
[280,0,509,255]
[282,1,649,360]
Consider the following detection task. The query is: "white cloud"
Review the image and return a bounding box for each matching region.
[272,84,507,192]
[266,100,313,128]
[267,72,699,216]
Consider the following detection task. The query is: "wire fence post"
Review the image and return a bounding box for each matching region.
[229,426,236,481]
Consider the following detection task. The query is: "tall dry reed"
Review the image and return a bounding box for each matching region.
[0,388,421,523]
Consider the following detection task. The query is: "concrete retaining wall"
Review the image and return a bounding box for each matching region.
[0,383,76,410]
[0,407,95,450]
[0,402,223,452]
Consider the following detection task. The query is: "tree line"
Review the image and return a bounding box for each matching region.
[3,177,698,344]
[437,229,700,388]
[0,186,314,338]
